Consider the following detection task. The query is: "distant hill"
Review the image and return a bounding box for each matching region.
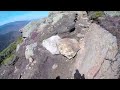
[0,31,21,51]
[0,21,30,35]
[0,21,30,51]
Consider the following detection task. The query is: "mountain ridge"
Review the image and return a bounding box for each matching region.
[0,21,30,35]
[0,21,30,51]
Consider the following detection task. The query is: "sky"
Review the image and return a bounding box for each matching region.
[0,11,48,26]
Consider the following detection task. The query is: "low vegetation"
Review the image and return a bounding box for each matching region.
[88,11,105,20]
[0,36,23,65]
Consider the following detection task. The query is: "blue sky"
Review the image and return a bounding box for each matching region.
[0,11,48,26]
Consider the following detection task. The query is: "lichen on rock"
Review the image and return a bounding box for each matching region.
[57,38,80,59]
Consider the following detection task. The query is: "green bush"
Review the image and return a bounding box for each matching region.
[0,36,23,65]
[89,11,105,20]
[16,36,23,45]
[1,54,15,65]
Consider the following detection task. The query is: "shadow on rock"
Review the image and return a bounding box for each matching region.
[55,69,85,79]
[74,69,85,79]
[56,76,60,79]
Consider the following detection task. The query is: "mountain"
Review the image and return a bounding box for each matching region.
[0,21,30,52]
[0,31,21,52]
[0,21,30,35]
[0,11,120,79]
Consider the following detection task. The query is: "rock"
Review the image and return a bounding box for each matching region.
[55,14,75,34]
[52,14,65,25]
[16,44,20,52]
[57,38,80,59]
[14,66,18,73]
[33,60,36,64]
[29,57,33,63]
[25,42,37,60]
[21,19,41,38]
[98,16,120,52]
[1,70,6,76]
[77,33,84,38]
[104,11,120,17]
[74,23,118,79]
[49,12,76,34]
[77,18,90,28]
[42,35,61,54]
[52,64,58,70]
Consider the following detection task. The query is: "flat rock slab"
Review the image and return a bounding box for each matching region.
[42,35,61,55]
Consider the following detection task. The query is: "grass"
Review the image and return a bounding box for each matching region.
[1,54,15,65]
[0,36,23,65]
[16,36,23,45]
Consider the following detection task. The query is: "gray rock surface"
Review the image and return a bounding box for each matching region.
[72,23,118,79]
[42,35,61,55]
[104,11,120,17]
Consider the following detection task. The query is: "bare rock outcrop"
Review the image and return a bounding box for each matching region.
[0,11,120,79]
[73,23,118,79]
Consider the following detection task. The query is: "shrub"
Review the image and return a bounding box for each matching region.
[1,54,15,65]
[0,36,23,65]
[88,11,105,20]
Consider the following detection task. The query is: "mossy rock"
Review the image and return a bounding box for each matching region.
[87,11,105,20]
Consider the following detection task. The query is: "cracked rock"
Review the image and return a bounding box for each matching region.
[57,38,80,59]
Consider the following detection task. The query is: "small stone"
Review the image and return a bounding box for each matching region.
[14,67,18,73]
[16,44,20,52]
[52,64,58,70]
[33,60,37,64]
[28,67,32,70]
[26,64,29,70]
[31,63,34,66]
[1,70,6,75]
[77,33,84,38]
[29,57,33,63]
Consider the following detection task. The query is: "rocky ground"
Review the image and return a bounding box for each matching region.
[0,11,120,79]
